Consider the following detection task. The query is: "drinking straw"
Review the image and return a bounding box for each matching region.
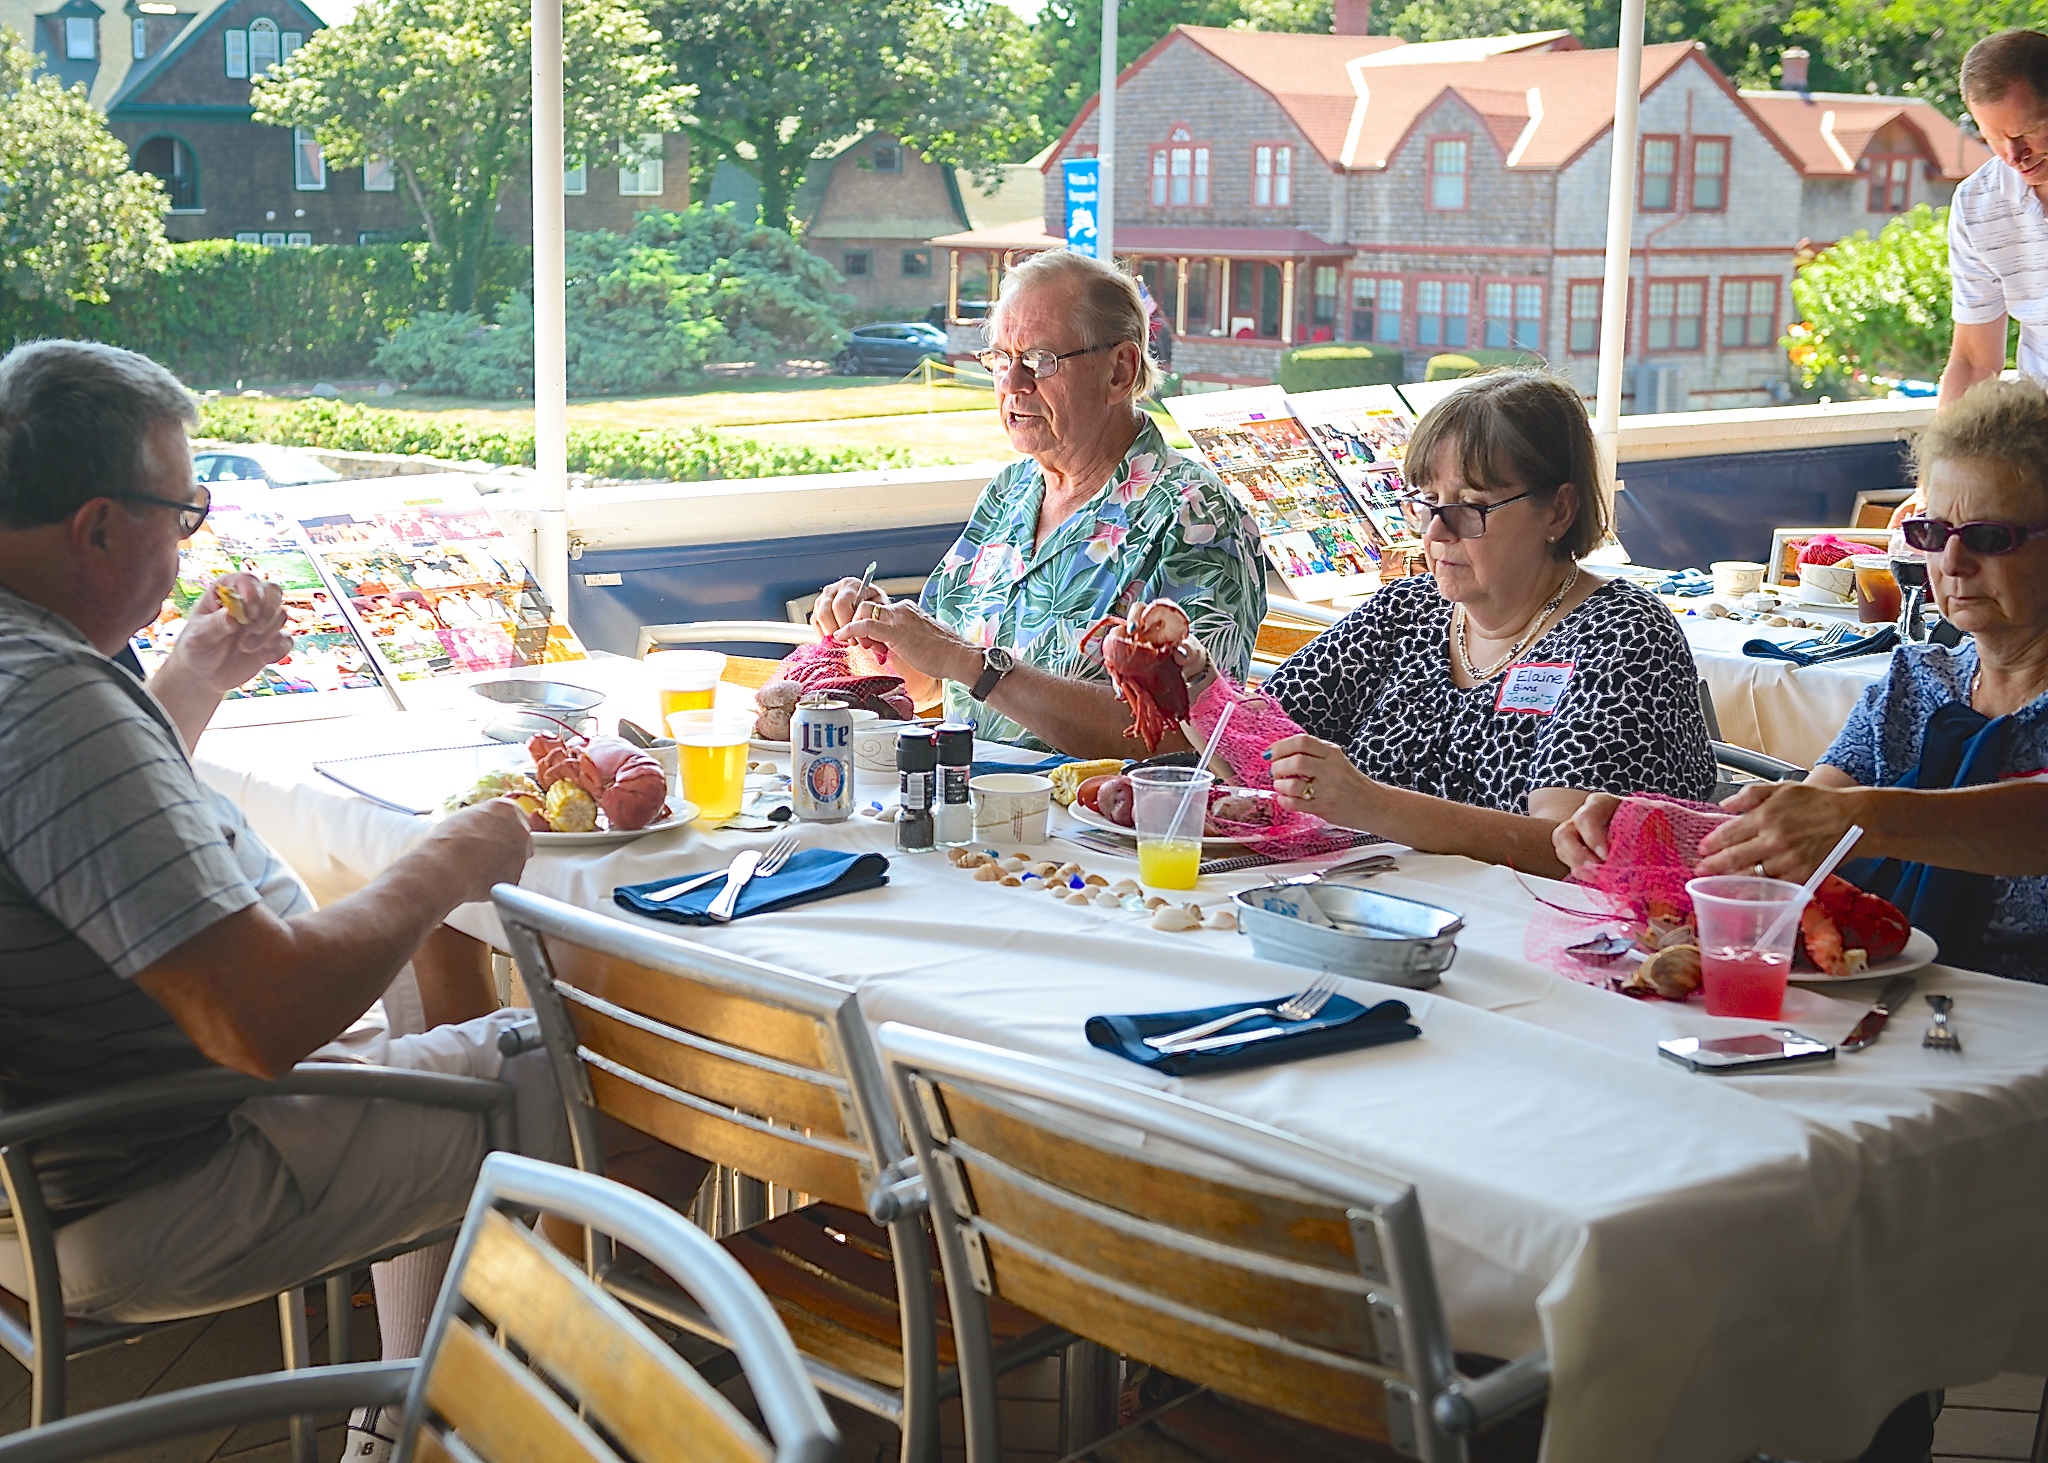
[1167,699,1235,840]
[1757,824,1866,952]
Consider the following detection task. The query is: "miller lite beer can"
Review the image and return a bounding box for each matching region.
[791,693,855,823]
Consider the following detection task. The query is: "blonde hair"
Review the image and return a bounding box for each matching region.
[985,250,1161,401]
[1914,377,2048,507]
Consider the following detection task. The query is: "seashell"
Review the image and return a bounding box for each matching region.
[1622,944,1703,1000]
[1065,891,1092,906]
[1092,890,1122,908]
[1083,874,1108,887]
[1764,615,1789,627]
[1203,908,1237,931]
[972,863,1004,882]
[947,848,971,865]
[1110,879,1141,896]
[1032,861,1061,877]
[1702,602,1731,619]
[1145,896,1169,909]
[1150,904,1201,931]
[999,856,1030,872]
[1000,875,1022,887]
[1019,873,1041,885]
[1567,932,1637,964]
[1057,862,1083,878]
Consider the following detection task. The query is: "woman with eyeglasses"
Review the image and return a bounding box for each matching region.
[1183,369,1715,876]
[1558,377,2048,980]
[807,250,1265,754]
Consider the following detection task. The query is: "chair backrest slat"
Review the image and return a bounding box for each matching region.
[545,942,833,1071]
[457,1209,772,1463]
[423,1312,619,1463]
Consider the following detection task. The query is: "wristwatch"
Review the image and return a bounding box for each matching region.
[969,646,1015,702]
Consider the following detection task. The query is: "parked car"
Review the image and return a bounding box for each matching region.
[834,322,948,376]
[192,444,343,489]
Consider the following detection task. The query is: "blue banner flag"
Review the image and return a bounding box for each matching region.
[1063,159,1100,258]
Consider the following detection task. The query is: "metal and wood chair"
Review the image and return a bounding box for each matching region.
[1697,679,1807,801]
[493,887,1068,1463]
[0,1152,838,1463]
[874,1022,1550,1463]
[0,1063,515,1458]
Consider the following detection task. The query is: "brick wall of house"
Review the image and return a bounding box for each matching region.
[493,134,694,242]
[804,136,960,316]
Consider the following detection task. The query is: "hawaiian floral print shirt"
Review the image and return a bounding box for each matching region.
[919,418,1267,750]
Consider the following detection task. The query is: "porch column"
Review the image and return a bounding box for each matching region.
[1174,257,1189,336]
[947,249,961,323]
[1219,258,1232,334]
[989,250,1002,302]
[1280,260,1297,345]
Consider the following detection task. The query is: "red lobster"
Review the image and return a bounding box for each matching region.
[1080,600,1191,752]
[527,732,669,830]
[1798,874,1911,976]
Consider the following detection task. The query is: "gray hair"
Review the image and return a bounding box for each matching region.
[0,340,198,529]
[985,250,1162,401]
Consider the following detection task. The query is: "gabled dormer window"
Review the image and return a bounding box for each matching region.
[64,15,96,58]
[1428,138,1468,210]
[248,17,278,73]
[872,142,901,173]
[1149,124,1209,209]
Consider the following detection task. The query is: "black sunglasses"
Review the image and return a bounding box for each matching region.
[1899,515,2048,556]
[110,487,211,536]
[1399,489,1533,539]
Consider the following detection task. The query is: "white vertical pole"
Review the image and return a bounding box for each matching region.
[1592,0,1646,500]
[531,0,570,618]
[1097,0,1115,264]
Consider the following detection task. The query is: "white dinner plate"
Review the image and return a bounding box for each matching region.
[750,710,892,752]
[1068,800,1251,848]
[530,806,698,847]
[1788,925,1938,982]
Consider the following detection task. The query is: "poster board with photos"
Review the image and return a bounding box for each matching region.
[129,481,396,726]
[1164,386,1384,601]
[272,475,585,702]
[1286,384,1421,551]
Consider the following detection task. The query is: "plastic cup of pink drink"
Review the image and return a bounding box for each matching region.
[1685,875,1808,1019]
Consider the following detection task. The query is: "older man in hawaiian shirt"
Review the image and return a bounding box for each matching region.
[811,253,1264,757]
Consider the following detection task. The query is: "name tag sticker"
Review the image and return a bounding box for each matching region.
[1496,661,1576,715]
[967,543,1013,586]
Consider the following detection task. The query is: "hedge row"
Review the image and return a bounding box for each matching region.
[196,399,921,482]
[1276,345,1404,392]
[0,240,530,383]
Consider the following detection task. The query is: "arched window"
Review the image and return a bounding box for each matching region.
[134,134,198,210]
[247,17,278,73]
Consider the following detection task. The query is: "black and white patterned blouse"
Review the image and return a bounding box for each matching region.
[1261,574,1715,814]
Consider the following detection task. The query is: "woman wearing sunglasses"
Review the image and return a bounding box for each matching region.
[1218,369,1716,876]
[1558,377,2048,980]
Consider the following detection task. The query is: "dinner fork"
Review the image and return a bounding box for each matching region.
[645,834,798,904]
[1923,993,1962,1052]
[1144,971,1344,1052]
[706,834,802,922]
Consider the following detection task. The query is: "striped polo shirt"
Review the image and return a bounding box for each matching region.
[0,585,311,1219]
[1949,157,2048,383]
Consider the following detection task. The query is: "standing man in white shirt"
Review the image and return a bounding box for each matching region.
[1944,30,2048,408]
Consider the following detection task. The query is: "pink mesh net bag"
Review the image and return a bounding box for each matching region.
[1185,675,1353,859]
[766,638,916,719]
[1524,793,1730,988]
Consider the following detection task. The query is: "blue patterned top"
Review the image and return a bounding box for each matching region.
[1819,641,2048,981]
[919,417,1267,750]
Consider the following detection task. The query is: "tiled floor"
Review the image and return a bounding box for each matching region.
[1,1295,2039,1463]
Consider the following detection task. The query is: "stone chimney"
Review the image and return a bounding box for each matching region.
[1781,47,1811,92]
[1333,0,1371,36]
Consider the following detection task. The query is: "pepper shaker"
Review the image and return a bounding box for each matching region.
[895,729,937,853]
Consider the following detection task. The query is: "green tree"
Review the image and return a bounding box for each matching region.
[1785,203,1953,389]
[252,0,687,311]
[0,32,170,306]
[653,0,1049,232]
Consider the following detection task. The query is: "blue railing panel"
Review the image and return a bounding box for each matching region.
[1614,441,1911,569]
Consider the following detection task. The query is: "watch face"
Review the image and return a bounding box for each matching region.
[987,647,1015,673]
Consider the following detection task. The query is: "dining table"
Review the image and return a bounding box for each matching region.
[192,656,2048,1463]
[1677,610,1894,769]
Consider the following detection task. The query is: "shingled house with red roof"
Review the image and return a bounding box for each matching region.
[933,23,1988,409]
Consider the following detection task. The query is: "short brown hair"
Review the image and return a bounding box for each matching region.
[1912,376,2048,507]
[1962,30,2048,107]
[1404,368,1610,561]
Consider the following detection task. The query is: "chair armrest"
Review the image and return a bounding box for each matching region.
[0,1065,515,1152]
[1431,1348,1549,1437]
[1711,741,1807,783]
[0,1361,413,1463]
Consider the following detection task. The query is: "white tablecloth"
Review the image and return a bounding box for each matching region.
[192,662,2048,1463]
[1681,614,1892,769]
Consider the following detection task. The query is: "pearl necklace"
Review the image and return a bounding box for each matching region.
[1453,565,1579,682]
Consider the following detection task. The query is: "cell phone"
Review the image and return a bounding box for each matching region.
[1658,1030,1835,1074]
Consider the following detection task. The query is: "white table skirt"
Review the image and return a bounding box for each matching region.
[1681,614,1892,769]
[192,661,2048,1463]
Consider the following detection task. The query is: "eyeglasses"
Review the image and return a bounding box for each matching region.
[1399,489,1533,539]
[110,487,211,535]
[975,342,1117,381]
[1898,515,2048,555]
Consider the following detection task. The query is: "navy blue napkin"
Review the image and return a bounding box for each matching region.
[615,848,889,924]
[1742,624,1898,666]
[1651,568,1714,597]
[969,754,1072,777]
[1085,995,1417,1076]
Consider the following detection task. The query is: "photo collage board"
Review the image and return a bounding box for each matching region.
[271,475,586,693]
[133,474,584,725]
[1164,384,1422,602]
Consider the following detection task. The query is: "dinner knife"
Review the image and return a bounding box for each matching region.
[1841,974,1919,1052]
[706,849,763,923]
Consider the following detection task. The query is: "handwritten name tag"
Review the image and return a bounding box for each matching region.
[967,543,1020,586]
[1496,661,1576,715]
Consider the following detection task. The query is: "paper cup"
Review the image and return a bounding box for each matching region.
[970,772,1054,844]
[1797,560,1855,604]
[1710,560,1766,597]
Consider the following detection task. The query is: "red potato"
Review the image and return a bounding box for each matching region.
[1074,774,1115,812]
[1096,775,1135,828]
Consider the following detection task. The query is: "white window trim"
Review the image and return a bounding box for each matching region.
[225,28,247,77]
[248,17,278,74]
[64,15,96,59]
[564,155,586,195]
[617,134,663,196]
[132,17,147,57]
[293,125,326,190]
[363,156,397,191]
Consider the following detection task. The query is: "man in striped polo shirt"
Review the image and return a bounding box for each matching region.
[1945,31,2048,408]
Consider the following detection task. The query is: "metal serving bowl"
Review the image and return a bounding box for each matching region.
[1232,878,1463,989]
[471,678,604,742]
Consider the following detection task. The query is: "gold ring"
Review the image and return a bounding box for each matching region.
[1301,779,1316,803]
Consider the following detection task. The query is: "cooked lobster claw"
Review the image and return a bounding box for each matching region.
[1084,600,1191,753]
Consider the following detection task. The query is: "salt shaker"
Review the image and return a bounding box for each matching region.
[895,729,937,852]
[933,722,974,847]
